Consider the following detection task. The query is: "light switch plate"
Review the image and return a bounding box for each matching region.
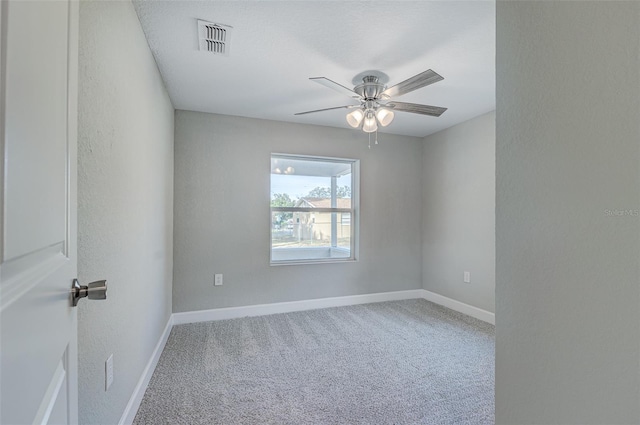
[214,274,223,286]
[464,271,471,283]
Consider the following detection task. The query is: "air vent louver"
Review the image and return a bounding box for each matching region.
[197,20,232,56]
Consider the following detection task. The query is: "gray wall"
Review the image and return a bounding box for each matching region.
[496,2,640,424]
[77,1,174,424]
[173,111,423,312]
[422,111,495,313]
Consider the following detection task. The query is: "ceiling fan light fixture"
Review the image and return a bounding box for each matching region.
[376,108,395,127]
[346,109,364,128]
[362,112,378,133]
[297,70,447,139]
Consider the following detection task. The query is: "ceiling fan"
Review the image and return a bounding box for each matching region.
[295,69,447,133]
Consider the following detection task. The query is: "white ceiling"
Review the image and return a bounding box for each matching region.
[132,1,495,138]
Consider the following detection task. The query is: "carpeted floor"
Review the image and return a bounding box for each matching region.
[133,299,495,424]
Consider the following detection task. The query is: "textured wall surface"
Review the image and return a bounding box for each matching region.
[422,111,495,313]
[173,111,423,313]
[496,2,640,424]
[77,1,174,424]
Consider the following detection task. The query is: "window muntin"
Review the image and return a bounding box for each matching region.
[270,154,357,264]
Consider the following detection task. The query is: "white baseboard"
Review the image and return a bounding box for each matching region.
[421,289,495,325]
[118,315,173,425]
[172,289,425,325]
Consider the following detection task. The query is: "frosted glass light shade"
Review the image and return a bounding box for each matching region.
[376,108,395,127]
[346,109,364,128]
[362,115,378,133]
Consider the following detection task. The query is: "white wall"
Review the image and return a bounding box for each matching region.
[496,2,640,423]
[422,111,495,313]
[173,111,423,313]
[77,1,174,424]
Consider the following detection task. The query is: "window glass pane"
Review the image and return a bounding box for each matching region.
[271,212,351,262]
[271,158,351,207]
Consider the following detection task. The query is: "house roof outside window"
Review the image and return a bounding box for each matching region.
[295,198,352,209]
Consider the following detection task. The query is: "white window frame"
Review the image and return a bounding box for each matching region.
[270,153,359,266]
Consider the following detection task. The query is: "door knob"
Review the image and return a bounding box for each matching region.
[71,279,107,307]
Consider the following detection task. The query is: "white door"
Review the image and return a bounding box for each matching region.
[1,0,80,424]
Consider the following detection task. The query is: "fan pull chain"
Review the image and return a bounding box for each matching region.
[375,130,378,145]
[368,132,371,149]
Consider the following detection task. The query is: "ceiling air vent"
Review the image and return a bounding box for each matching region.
[198,20,232,56]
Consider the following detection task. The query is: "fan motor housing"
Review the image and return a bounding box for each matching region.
[354,76,386,100]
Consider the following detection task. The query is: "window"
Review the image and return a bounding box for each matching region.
[270,154,358,265]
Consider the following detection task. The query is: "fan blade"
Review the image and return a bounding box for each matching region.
[294,105,359,116]
[388,101,447,117]
[381,69,444,98]
[310,77,361,99]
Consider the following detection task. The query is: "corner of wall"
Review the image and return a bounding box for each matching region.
[420,111,496,313]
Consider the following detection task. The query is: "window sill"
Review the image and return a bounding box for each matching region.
[270,257,357,266]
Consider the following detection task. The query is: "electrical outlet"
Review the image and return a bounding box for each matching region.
[214,274,223,286]
[105,354,114,391]
[464,271,471,283]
